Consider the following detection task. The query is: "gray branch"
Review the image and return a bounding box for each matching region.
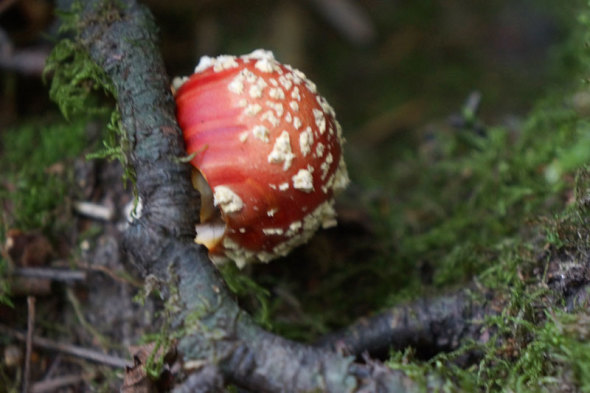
[53,0,497,391]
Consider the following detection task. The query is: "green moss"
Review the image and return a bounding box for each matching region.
[0,116,91,305]
[44,0,135,190]
[388,100,578,281]
[218,1,590,389]
[44,0,115,120]
[376,21,590,388]
[219,263,272,329]
[0,117,89,231]
[139,273,179,379]
[86,109,136,191]
[3,0,586,389]
[386,304,590,392]
[44,38,114,120]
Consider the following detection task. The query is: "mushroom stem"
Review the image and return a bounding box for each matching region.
[192,169,227,252]
[194,222,226,250]
[192,169,217,223]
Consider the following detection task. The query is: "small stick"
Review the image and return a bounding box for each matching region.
[31,373,93,393]
[0,28,49,76]
[66,288,111,350]
[50,259,143,287]
[0,324,129,369]
[23,296,36,393]
[80,264,143,287]
[41,353,63,380]
[13,268,87,282]
[73,201,115,221]
[305,0,376,45]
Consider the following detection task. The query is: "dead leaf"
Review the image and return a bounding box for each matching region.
[121,343,177,393]
[121,356,157,393]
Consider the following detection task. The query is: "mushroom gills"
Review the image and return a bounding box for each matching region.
[192,169,226,249]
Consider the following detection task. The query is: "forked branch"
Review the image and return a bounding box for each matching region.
[54,0,494,391]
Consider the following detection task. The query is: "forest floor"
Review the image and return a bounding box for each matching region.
[2,0,590,391]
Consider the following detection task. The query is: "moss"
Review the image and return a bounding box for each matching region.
[139,273,179,379]
[0,117,91,305]
[246,85,590,338]
[219,1,590,389]
[219,263,272,329]
[0,117,89,232]
[377,8,590,388]
[86,109,136,191]
[386,305,590,392]
[3,0,588,389]
[44,0,136,191]
[339,86,587,313]
[43,38,114,120]
[44,0,115,119]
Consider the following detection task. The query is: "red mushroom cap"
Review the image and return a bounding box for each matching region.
[174,50,349,267]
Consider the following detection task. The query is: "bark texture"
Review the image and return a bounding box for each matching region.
[317,287,494,360]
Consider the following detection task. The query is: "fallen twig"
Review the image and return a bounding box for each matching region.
[305,0,376,45]
[31,373,94,393]
[73,201,115,221]
[78,263,143,287]
[0,28,49,76]
[0,324,129,369]
[23,296,36,393]
[13,267,87,282]
[66,288,113,351]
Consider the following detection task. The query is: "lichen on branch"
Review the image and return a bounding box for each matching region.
[44,2,135,188]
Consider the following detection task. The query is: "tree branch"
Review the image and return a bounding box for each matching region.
[54,1,431,391]
[48,1,590,391]
[317,287,495,360]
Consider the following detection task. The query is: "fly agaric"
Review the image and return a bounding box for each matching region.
[174,49,349,267]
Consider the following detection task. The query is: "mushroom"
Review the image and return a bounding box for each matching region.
[174,49,349,267]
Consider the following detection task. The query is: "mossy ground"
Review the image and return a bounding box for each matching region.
[0,117,89,231]
[2,0,590,391]
[0,115,92,389]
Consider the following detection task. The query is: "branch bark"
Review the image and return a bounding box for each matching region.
[317,287,495,360]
